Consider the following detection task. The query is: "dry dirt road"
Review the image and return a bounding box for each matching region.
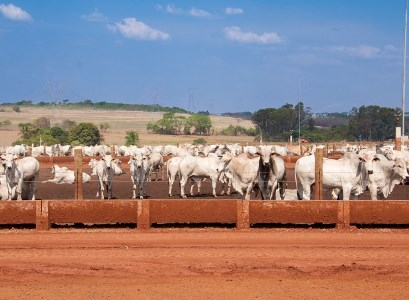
[0,229,408,300]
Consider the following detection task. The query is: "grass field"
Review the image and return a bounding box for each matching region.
[0,106,257,147]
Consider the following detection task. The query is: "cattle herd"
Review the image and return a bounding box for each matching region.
[0,142,408,201]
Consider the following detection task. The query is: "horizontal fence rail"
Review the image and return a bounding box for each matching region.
[1,199,409,231]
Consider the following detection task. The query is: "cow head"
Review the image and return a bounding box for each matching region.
[101,154,113,169]
[393,157,409,181]
[1,154,18,170]
[216,152,233,173]
[129,152,147,169]
[358,150,379,175]
[256,145,272,167]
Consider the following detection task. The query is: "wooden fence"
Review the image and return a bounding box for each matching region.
[1,199,409,230]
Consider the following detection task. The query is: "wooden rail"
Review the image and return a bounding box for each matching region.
[1,199,409,231]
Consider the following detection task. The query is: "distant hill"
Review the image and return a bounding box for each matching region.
[0,100,189,114]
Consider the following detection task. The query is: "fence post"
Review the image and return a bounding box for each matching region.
[396,137,402,151]
[314,148,324,200]
[74,148,84,200]
[111,144,116,158]
[137,200,150,230]
[236,200,250,229]
[336,200,351,229]
[36,201,50,231]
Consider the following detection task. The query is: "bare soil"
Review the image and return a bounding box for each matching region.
[0,229,408,299]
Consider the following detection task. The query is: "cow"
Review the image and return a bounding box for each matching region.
[94,154,124,199]
[295,151,369,200]
[257,145,287,200]
[42,164,91,184]
[0,154,40,200]
[365,153,409,200]
[128,151,151,199]
[166,156,205,197]
[217,152,260,200]
[178,154,222,198]
[147,152,165,181]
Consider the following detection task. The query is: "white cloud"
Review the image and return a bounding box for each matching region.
[223,26,283,44]
[0,3,31,21]
[166,4,183,14]
[107,18,170,41]
[189,7,211,17]
[225,7,243,15]
[329,45,381,59]
[81,9,108,22]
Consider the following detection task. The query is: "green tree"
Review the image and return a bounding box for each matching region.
[348,105,400,141]
[68,122,101,146]
[125,130,139,146]
[18,122,39,140]
[49,126,68,144]
[252,102,313,141]
[186,114,212,135]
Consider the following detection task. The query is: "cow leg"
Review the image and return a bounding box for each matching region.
[107,181,112,200]
[168,174,175,197]
[341,185,352,200]
[180,176,188,198]
[16,179,23,201]
[367,183,378,200]
[278,181,286,200]
[211,178,218,198]
[244,184,253,200]
[31,176,38,200]
[97,179,104,199]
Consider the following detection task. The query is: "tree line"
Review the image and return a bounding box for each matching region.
[251,103,404,142]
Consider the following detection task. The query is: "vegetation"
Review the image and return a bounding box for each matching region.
[3,100,407,144]
[67,123,102,146]
[192,138,207,145]
[13,118,102,146]
[147,112,212,135]
[1,99,188,114]
[252,104,405,143]
[0,119,11,127]
[125,130,139,146]
[220,125,257,136]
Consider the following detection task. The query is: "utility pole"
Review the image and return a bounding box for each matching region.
[402,0,408,139]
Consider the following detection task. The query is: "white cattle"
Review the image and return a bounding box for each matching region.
[94,155,124,199]
[128,151,150,199]
[179,155,222,198]
[42,164,91,184]
[217,152,260,200]
[166,156,204,197]
[365,154,409,200]
[295,151,369,200]
[0,154,40,200]
[257,145,287,200]
[148,152,165,181]
[0,175,16,200]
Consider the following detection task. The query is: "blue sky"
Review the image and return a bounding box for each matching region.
[0,1,407,114]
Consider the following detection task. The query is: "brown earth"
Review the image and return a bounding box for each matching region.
[0,229,408,299]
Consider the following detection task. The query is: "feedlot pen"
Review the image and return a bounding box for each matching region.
[1,155,409,230]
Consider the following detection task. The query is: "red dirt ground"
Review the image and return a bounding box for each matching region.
[0,229,409,299]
